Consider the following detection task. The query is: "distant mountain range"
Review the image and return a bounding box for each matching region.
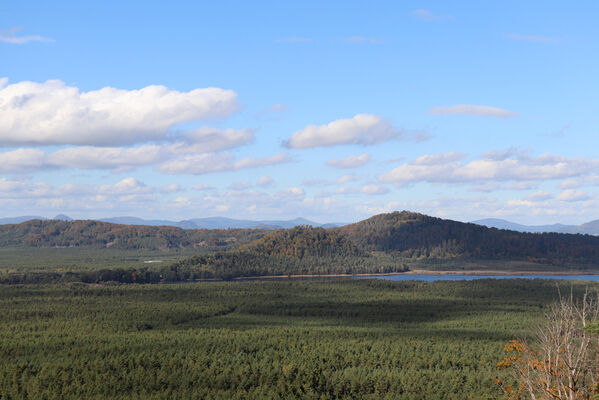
[3,214,599,234]
[0,215,345,230]
[471,218,599,235]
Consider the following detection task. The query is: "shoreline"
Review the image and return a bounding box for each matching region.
[193,269,599,281]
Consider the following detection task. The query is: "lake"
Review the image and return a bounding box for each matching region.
[356,274,599,282]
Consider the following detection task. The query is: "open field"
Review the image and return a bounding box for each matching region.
[0,247,201,272]
[1,279,596,399]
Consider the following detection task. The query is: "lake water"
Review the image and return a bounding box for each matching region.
[355,274,599,282]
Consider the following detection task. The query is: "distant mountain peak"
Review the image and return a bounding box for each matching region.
[53,214,73,221]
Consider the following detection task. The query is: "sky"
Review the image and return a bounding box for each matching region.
[1,1,598,224]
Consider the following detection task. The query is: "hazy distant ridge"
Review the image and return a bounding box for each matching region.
[472,218,599,235]
[0,215,345,230]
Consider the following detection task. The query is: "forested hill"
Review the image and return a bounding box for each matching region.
[241,226,364,258]
[0,219,267,250]
[336,211,599,265]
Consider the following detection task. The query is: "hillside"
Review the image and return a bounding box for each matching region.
[0,219,267,251]
[168,226,402,280]
[337,211,599,265]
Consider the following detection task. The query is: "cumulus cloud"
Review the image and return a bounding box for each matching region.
[0,27,53,44]
[0,78,239,146]
[326,153,371,169]
[379,150,599,186]
[285,114,405,149]
[429,104,517,118]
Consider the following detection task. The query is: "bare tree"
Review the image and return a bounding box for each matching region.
[498,288,599,399]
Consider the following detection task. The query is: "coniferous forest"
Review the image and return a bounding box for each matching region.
[2,279,595,399]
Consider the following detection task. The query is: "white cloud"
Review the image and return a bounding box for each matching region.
[0,126,256,173]
[505,182,538,191]
[169,128,255,154]
[503,33,563,43]
[285,114,405,148]
[234,153,290,169]
[525,190,552,201]
[556,190,591,202]
[336,184,389,196]
[0,148,45,172]
[326,153,371,169]
[411,9,453,21]
[46,145,163,170]
[0,178,23,192]
[412,152,466,165]
[557,176,599,190]
[257,176,275,187]
[337,174,359,184]
[163,184,181,192]
[159,153,236,175]
[0,79,239,146]
[429,104,517,118]
[380,151,599,186]
[99,178,148,195]
[0,27,54,44]
[159,152,290,175]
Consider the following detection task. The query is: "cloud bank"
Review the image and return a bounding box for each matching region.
[379,151,599,186]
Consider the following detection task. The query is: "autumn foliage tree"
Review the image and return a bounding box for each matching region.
[498,289,599,399]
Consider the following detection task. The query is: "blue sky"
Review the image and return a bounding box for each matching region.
[1,1,598,224]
